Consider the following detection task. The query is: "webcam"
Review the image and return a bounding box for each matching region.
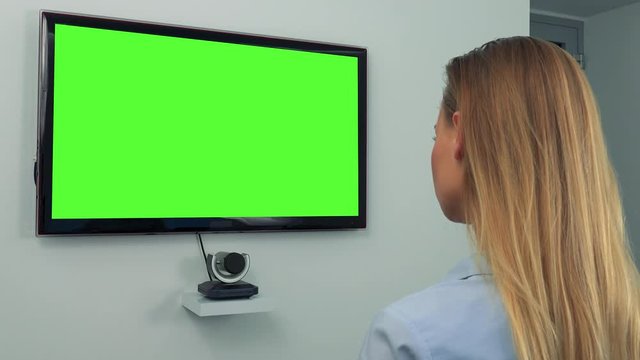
[207,252,250,283]
[198,251,258,300]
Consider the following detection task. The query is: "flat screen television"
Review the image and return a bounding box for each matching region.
[36,11,366,235]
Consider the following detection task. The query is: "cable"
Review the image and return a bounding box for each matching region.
[197,233,212,281]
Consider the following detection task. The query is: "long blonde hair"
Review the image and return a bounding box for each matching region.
[442,36,640,360]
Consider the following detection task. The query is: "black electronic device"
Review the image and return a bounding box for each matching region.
[207,252,251,283]
[36,10,367,236]
[197,250,257,300]
[198,280,259,300]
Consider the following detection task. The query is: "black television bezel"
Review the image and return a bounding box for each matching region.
[36,10,367,235]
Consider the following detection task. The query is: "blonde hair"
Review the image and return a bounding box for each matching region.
[442,37,640,360]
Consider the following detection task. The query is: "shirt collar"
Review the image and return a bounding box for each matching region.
[444,254,492,281]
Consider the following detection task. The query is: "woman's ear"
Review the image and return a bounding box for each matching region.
[452,111,464,161]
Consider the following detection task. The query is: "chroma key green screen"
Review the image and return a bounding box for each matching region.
[51,24,360,219]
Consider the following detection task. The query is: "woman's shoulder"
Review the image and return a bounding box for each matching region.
[389,256,501,325]
[359,257,516,360]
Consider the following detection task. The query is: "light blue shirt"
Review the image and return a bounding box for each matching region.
[359,256,516,360]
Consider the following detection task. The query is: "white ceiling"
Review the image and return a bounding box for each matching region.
[531,0,640,17]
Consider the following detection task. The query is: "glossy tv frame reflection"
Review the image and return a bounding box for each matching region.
[36,11,367,235]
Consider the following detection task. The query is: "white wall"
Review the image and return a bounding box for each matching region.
[585,2,640,262]
[0,1,528,359]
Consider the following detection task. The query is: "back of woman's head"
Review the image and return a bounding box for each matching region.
[442,36,640,360]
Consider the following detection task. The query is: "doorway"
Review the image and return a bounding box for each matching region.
[530,13,584,68]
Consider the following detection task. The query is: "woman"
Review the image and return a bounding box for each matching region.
[360,37,640,360]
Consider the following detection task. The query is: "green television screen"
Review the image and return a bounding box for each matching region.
[36,12,367,235]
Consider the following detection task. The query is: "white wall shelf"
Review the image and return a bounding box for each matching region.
[181,292,275,316]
